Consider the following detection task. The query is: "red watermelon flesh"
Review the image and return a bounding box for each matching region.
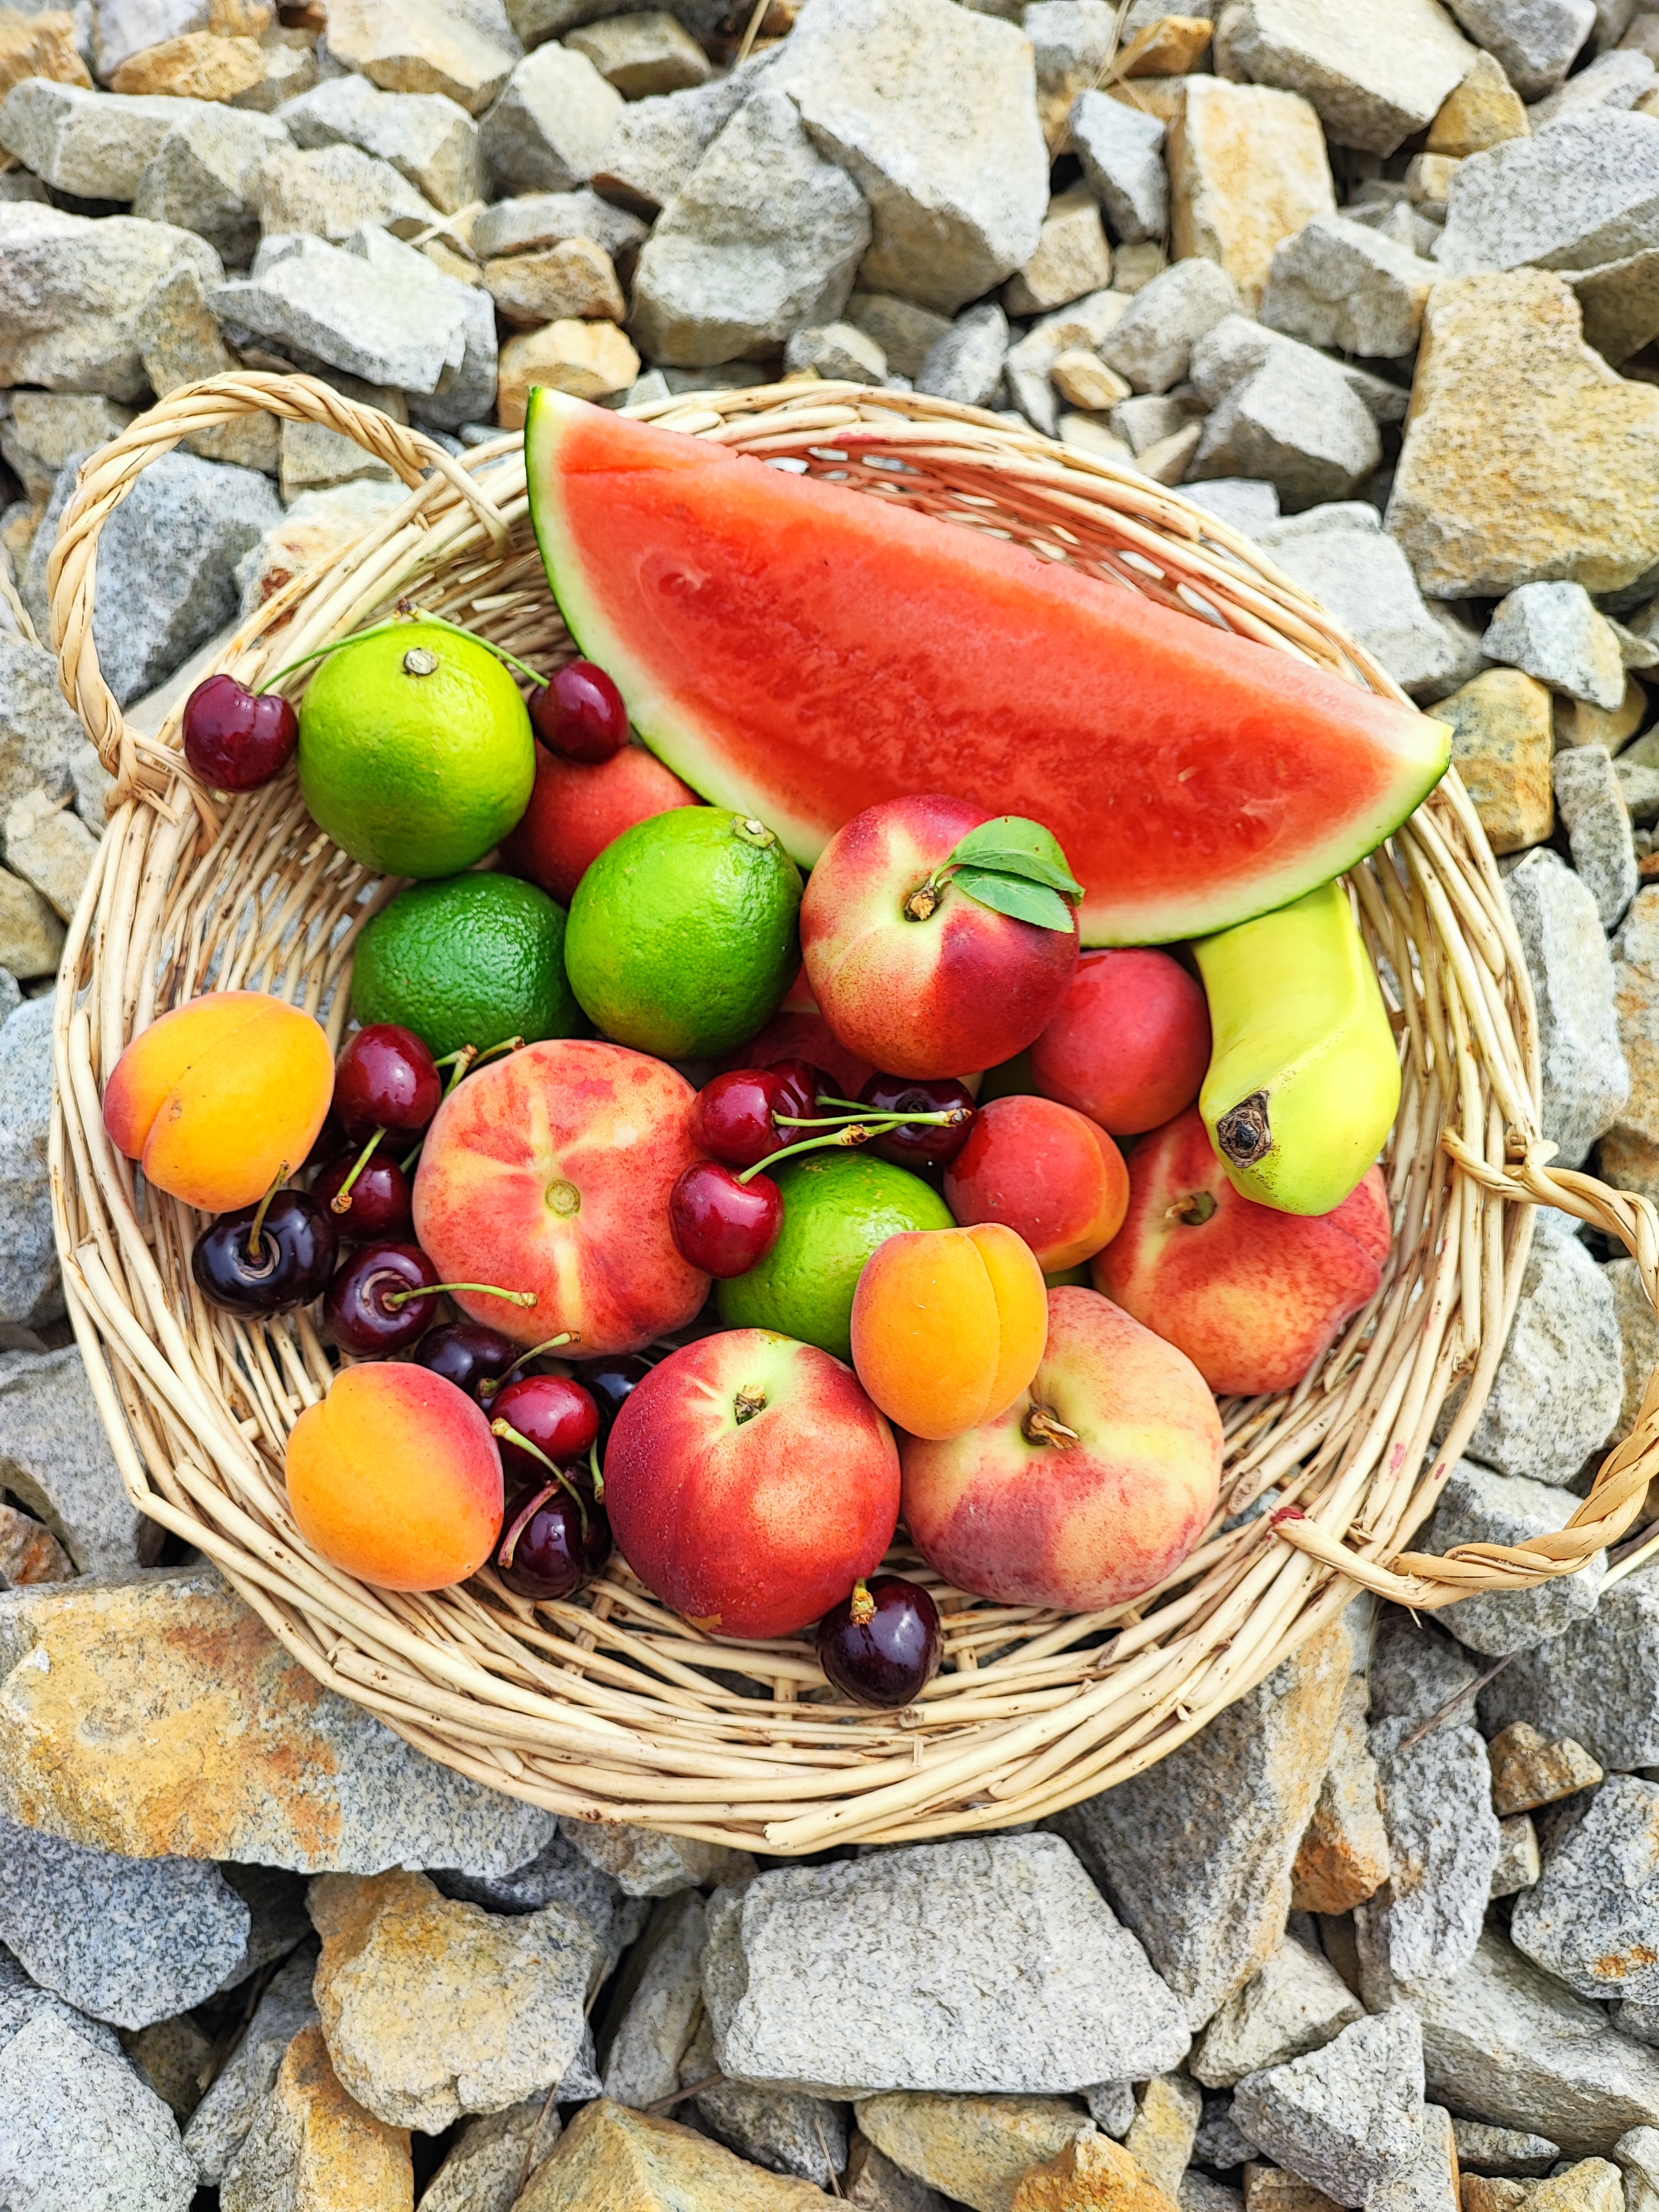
[523,390,1449,946]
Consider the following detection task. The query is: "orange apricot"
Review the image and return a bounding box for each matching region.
[285,1364,503,1592]
[103,990,335,1212]
[850,1222,1048,1441]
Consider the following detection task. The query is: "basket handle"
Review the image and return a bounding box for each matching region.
[46,371,512,813]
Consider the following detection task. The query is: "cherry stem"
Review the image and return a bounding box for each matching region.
[382,1281,538,1310]
[444,1045,479,1095]
[775,1109,966,1130]
[244,1160,290,1264]
[480,1329,580,1398]
[330,1127,384,1214]
[255,602,549,697]
[588,1434,604,1502]
[849,1579,875,1627]
[491,1427,589,1538]
[737,1125,875,1183]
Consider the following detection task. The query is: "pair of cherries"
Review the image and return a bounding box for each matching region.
[669,1062,977,1277]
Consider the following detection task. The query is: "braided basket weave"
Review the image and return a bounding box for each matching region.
[42,371,1659,1853]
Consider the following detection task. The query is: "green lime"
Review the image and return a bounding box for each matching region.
[351,873,581,1061]
[717,1150,953,1362]
[299,620,535,879]
[563,808,801,1058]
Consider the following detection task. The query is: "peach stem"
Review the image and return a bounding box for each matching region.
[382,1281,538,1310]
[329,1127,383,1214]
[1023,1405,1079,1450]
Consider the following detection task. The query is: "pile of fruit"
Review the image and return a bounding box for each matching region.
[99,391,1451,1713]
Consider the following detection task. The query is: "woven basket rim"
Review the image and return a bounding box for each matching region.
[40,371,1659,1852]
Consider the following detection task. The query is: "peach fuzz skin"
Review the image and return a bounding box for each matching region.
[945,1094,1129,1272]
[102,989,335,1212]
[800,795,1079,1081]
[413,1038,709,1355]
[1094,1105,1390,1397]
[604,1328,899,1639]
[900,1286,1222,1611]
[499,740,701,906]
[850,1221,1048,1442]
[1030,948,1211,1135]
[285,1364,502,1592]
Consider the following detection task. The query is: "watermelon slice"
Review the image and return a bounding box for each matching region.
[524,391,1449,946]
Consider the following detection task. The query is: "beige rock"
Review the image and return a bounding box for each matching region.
[324,0,520,114]
[1125,2076,1202,2199]
[1014,2134,1183,2212]
[2,390,133,504]
[1138,420,1202,483]
[1427,51,1530,155]
[566,11,711,98]
[230,33,319,116]
[1609,1255,1659,1441]
[0,869,63,980]
[222,2023,413,2212]
[1568,252,1659,371]
[0,8,90,100]
[1555,675,1648,752]
[137,261,279,475]
[110,32,266,101]
[1488,1721,1605,1814]
[498,319,639,425]
[483,237,624,327]
[1434,667,1555,854]
[1490,1812,1542,1898]
[258,142,439,243]
[1605,887,1659,1204]
[855,2094,1094,2212]
[123,2013,215,2121]
[3,786,95,922]
[1058,413,1140,465]
[1114,239,1168,291]
[1108,76,1190,126]
[1389,271,1659,598]
[309,1868,603,2134]
[1168,77,1335,314]
[235,477,407,620]
[515,2096,828,2210]
[0,1499,74,1587]
[847,2131,953,2210]
[1245,2169,1344,2212]
[1005,186,1114,316]
[1463,2181,1529,2212]
[1406,152,1461,208]
[421,2098,562,2211]
[1291,1671,1392,1914]
[1125,17,1213,73]
[1052,346,1133,410]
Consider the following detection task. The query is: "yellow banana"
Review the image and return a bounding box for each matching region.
[1193,878,1400,1217]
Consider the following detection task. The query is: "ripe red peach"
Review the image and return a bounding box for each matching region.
[499,741,701,906]
[800,795,1079,1080]
[604,1328,900,1639]
[413,1038,709,1355]
[1094,1105,1390,1396]
[944,1094,1129,1271]
[285,1363,502,1590]
[850,1221,1048,1441]
[103,989,335,1212]
[1030,948,1211,1135]
[900,1286,1222,1611]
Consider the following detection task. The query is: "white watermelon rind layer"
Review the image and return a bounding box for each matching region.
[524,387,1451,947]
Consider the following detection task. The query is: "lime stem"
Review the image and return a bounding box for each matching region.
[244,1160,289,1263]
[737,1125,875,1184]
[383,1280,538,1310]
[481,1329,580,1398]
[329,1127,383,1214]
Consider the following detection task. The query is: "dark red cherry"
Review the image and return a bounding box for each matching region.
[817,1574,942,1709]
[305,1108,348,1170]
[334,1025,442,1141]
[693,1069,787,1168]
[766,1058,833,1119]
[181,674,299,792]
[858,1074,976,1167]
[529,660,629,764]
[414,1322,521,1402]
[323,1241,439,1355]
[584,1353,654,1433]
[669,1161,782,1276]
[495,1478,612,1599]
[311,1151,413,1239]
[191,1190,337,1317]
[491,1373,601,1479]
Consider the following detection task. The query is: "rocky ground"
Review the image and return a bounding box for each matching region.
[3,0,1659,2205]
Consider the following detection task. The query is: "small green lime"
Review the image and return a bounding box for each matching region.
[299,620,535,879]
[351,872,581,1062]
[563,808,801,1058]
[716,1151,953,1362]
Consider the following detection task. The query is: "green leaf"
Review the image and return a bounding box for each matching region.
[949,815,1083,897]
[954,868,1077,932]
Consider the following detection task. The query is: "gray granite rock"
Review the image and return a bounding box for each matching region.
[1190,311,1408,423]
[1556,744,1640,930]
[917,301,1009,408]
[1453,2121,1562,2176]
[421,2098,562,2212]
[1482,1555,1659,1768]
[0,998,62,1334]
[256,140,439,245]
[1484,581,1627,707]
[1464,1208,1622,1485]
[0,1943,121,2062]
[1366,1714,1503,1980]
[629,86,870,367]
[1193,1936,1364,2091]
[1621,2006,1659,2051]
[1185,478,1284,536]
[703,1833,1190,2095]
[591,53,774,216]
[0,79,196,202]
[0,2006,196,2211]
[557,1815,754,1898]
[24,447,278,710]
[0,1818,251,2031]
[90,0,205,80]
[685,2010,848,2185]
[1425,1461,1608,1655]
[1100,254,1239,394]
[1533,45,1657,121]
[275,75,484,215]
[0,202,221,402]
[132,106,290,268]
[432,1827,620,1937]
[1004,286,1131,432]
[480,40,623,195]
[1,394,133,510]
[1233,2012,1428,2206]
[211,230,476,394]
[1072,85,1168,241]
[1197,2094,1259,2169]
[1214,0,1477,154]
[1444,0,1594,98]
[602,1890,706,2109]
[1193,344,1382,507]
[1254,503,1460,697]
[0,1347,153,1577]
[471,186,646,264]
[1368,1610,1479,1728]
[0,638,92,847]
[341,223,497,430]
[1261,215,1433,361]
[218,1865,309,1992]
[182,1943,319,2186]
[1435,112,1659,273]
[1088,2080,1138,2136]
[1055,1617,1350,2032]
[772,0,1049,312]
[1359,1920,1659,2154]
[1490,1813,1543,1897]
[1504,847,1631,1169]
[1510,1776,1659,2002]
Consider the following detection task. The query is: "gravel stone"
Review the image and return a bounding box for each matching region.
[1504,848,1629,1166]
[703,1834,1189,2095]
[1291,1672,1391,1916]
[470,186,647,263]
[1185,478,1284,534]
[1616,2128,1659,2212]
[1369,1610,1479,1727]
[136,258,279,472]
[1424,1462,1608,1654]
[1260,213,1432,358]
[1193,1937,1365,2090]
[1,393,132,506]
[1025,0,1117,150]
[1189,313,1406,420]
[590,53,774,216]
[846,2132,955,2210]
[1004,183,1114,315]
[256,140,437,243]
[1253,503,1459,696]
[0,1943,120,2062]
[1189,344,1380,507]
[917,300,1009,406]
[565,11,711,98]
[1072,87,1168,242]
[1453,2123,1562,2176]
[0,998,62,1330]
[1510,1776,1659,2001]
[1464,1208,1621,1485]
[1214,0,1477,155]
[212,229,472,392]
[1482,1553,1659,1768]
[1436,113,1659,274]
[479,42,623,194]
[0,1345,153,1575]
[1489,1723,1605,1814]
[1198,2094,1260,2169]
[785,320,888,382]
[1554,744,1639,929]
[1367,1714,1503,1979]
[432,1828,622,1944]
[0,202,221,400]
[1484,582,1627,707]
[484,236,624,326]
[602,1890,706,2109]
[132,104,289,266]
[277,75,484,215]
[1099,253,1239,392]
[1087,2080,1137,2136]
[1445,0,1594,97]
[1440,668,1552,853]
[1170,76,1337,314]
[1233,2012,1429,2208]
[0,636,97,832]
[324,0,521,114]
[220,2018,412,2211]
[685,2011,849,2186]
[0,78,197,200]
[4,789,96,922]
[855,2092,1093,2212]
[1490,1813,1541,1897]
[0,2006,196,2211]
[629,86,870,367]
[1004,287,1131,431]
[422,2098,562,2212]
[183,1942,319,2185]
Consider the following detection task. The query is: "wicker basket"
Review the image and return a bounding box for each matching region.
[43,371,1659,1854]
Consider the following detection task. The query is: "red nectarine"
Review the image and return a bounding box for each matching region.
[1030,949,1211,1135]
[943,1094,1129,1271]
[499,740,701,906]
